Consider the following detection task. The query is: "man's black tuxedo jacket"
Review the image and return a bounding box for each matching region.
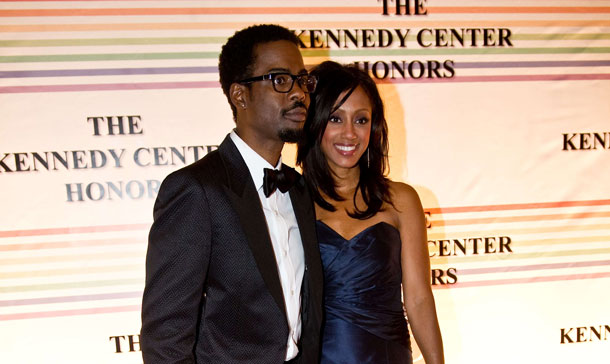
[141,135,323,363]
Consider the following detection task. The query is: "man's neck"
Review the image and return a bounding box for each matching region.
[234,128,283,166]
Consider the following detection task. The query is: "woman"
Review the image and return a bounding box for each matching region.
[297,61,444,364]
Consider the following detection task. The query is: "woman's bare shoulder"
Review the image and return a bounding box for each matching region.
[389,181,422,208]
[386,181,425,226]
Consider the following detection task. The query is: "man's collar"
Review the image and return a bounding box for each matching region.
[229,130,282,191]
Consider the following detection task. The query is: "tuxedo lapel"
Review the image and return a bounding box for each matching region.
[287,173,318,272]
[288,169,323,311]
[217,136,287,318]
[288,171,323,354]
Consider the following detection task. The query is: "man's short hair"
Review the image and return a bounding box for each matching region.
[218,24,301,120]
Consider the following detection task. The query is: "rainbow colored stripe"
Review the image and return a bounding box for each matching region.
[1,198,609,320]
[1,0,609,323]
[1,1,609,93]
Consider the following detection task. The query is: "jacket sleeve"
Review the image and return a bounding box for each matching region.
[141,169,212,363]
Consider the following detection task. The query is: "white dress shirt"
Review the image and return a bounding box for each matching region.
[230,131,305,360]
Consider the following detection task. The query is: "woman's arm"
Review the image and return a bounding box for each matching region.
[392,182,444,364]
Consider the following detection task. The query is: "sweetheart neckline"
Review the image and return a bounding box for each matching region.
[316,220,399,241]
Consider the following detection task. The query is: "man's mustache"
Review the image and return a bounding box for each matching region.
[283,101,308,114]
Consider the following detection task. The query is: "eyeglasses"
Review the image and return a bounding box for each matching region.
[238,72,318,93]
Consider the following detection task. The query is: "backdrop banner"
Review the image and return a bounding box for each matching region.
[1,1,609,363]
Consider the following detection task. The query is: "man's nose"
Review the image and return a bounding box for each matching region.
[289,80,307,101]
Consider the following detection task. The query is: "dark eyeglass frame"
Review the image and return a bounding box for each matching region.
[238,72,318,93]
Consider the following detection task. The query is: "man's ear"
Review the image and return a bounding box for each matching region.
[230,83,248,110]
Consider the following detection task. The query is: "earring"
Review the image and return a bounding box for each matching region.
[367,148,370,168]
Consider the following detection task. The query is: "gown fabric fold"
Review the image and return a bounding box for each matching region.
[317,220,413,364]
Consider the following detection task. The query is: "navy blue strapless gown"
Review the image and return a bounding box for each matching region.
[317,220,412,364]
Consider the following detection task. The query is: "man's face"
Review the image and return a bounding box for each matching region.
[241,40,309,143]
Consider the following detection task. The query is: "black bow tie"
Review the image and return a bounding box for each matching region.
[263,167,298,197]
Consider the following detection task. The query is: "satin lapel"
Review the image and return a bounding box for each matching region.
[218,136,287,318]
[287,169,323,294]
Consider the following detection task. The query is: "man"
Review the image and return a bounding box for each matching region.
[140,24,323,363]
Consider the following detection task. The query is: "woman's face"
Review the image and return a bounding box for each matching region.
[320,85,372,173]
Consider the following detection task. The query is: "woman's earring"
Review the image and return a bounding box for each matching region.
[367,148,370,168]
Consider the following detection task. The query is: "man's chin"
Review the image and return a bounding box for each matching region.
[278,127,304,143]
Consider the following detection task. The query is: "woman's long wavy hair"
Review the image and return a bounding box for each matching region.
[297,61,392,219]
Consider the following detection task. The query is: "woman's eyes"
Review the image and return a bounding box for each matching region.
[328,115,370,124]
[328,115,341,123]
